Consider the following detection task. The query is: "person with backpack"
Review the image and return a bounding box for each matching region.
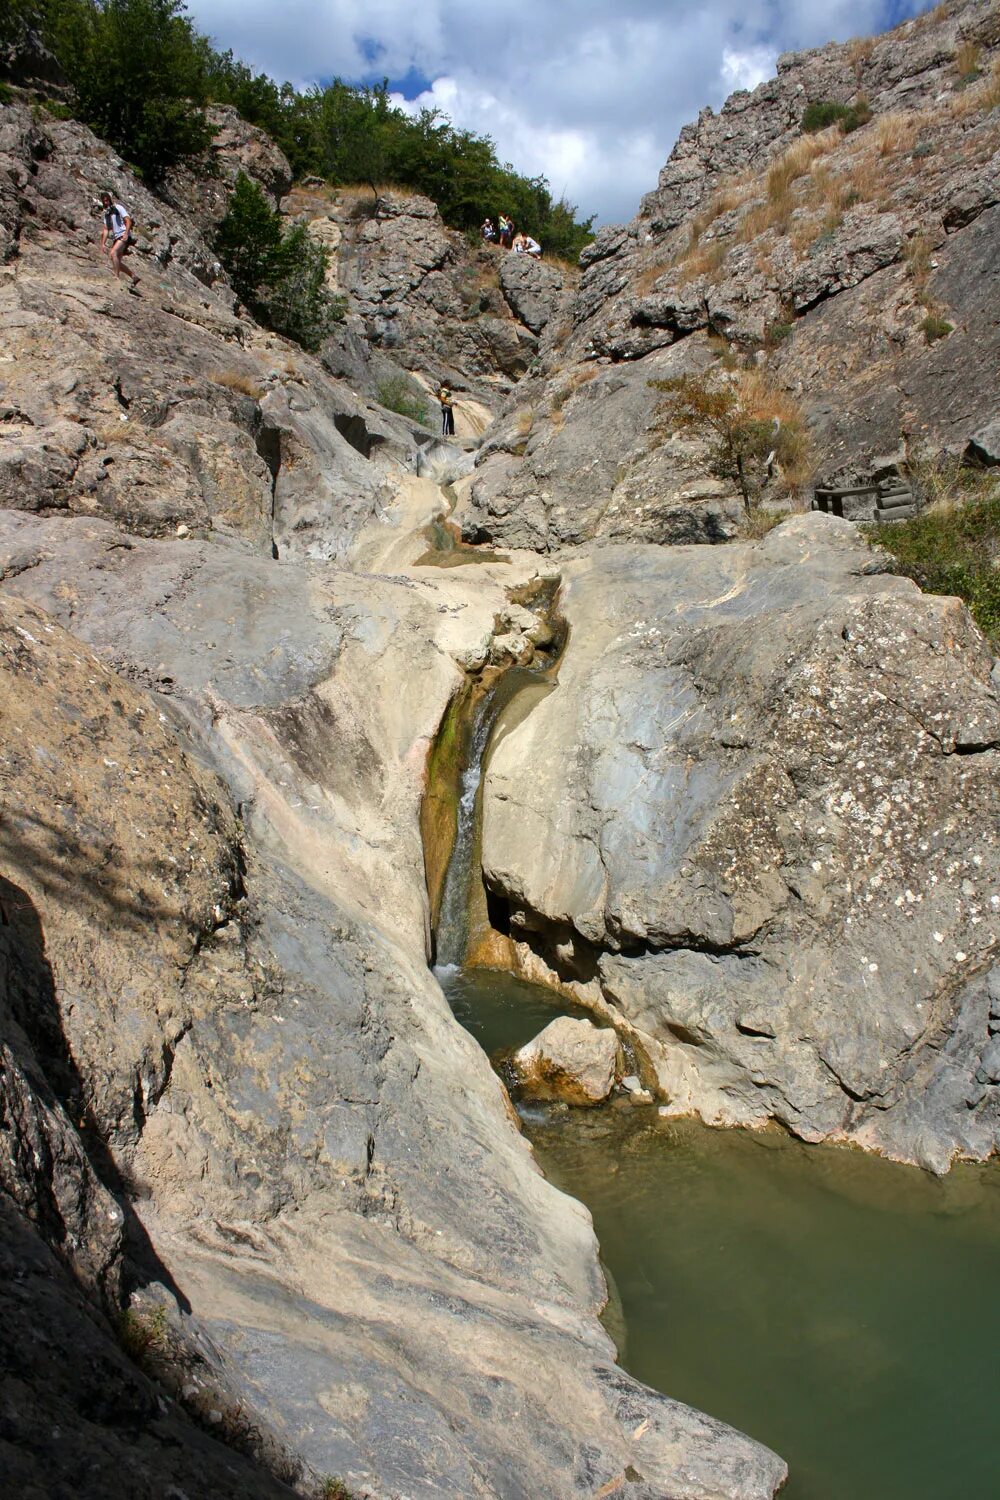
[99,192,140,291]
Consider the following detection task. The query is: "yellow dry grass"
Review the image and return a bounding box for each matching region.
[635,260,673,296]
[674,239,728,284]
[874,111,919,156]
[210,369,265,399]
[846,35,875,74]
[954,41,982,79]
[765,130,837,202]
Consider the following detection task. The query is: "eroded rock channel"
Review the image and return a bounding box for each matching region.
[424,546,1000,1500]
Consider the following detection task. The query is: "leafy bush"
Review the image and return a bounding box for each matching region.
[867,478,1000,644]
[214,173,344,350]
[376,373,429,424]
[802,98,872,134]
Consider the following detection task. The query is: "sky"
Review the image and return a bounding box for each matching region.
[186,0,929,226]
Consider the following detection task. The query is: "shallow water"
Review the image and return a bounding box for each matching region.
[440,964,1000,1500]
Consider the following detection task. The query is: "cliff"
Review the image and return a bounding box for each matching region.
[1,3,999,1498]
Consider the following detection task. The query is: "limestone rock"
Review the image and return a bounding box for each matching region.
[163,104,293,232]
[481,514,1000,1171]
[966,418,1000,466]
[488,0,1000,531]
[0,513,786,1499]
[512,1017,623,1105]
[499,252,568,334]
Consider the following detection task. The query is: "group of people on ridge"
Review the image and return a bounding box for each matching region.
[480,215,541,257]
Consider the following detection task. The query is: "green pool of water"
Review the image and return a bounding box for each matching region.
[439,965,1000,1500]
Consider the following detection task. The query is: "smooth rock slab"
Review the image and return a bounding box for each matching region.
[512,1017,623,1105]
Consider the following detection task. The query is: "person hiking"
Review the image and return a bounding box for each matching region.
[499,214,514,250]
[438,384,455,437]
[100,192,140,291]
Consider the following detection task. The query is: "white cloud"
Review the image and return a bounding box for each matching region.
[189,0,928,225]
[720,45,778,94]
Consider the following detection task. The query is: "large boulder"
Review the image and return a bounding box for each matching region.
[499,252,567,334]
[482,514,1000,1172]
[511,1017,623,1105]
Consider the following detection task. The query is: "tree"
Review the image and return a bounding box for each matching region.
[42,0,212,181]
[650,371,813,514]
[214,173,343,351]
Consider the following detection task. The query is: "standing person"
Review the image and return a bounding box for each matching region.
[100,191,140,291]
[499,214,513,250]
[438,384,455,437]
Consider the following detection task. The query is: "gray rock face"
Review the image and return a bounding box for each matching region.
[458,337,745,551]
[286,184,553,401]
[511,1017,623,1105]
[163,104,293,232]
[499,251,568,334]
[481,0,1000,526]
[967,418,1000,466]
[0,512,786,1499]
[482,515,1000,1172]
[0,99,428,561]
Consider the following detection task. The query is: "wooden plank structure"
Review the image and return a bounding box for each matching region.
[812,478,917,523]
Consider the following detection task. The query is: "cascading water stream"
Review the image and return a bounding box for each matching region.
[423,628,1000,1500]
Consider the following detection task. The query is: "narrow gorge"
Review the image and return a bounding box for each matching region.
[1,2,999,1498]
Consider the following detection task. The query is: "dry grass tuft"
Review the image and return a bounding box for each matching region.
[548,365,598,415]
[512,406,535,437]
[904,232,934,298]
[954,40,982,80]
[674,239,728,284]
[874,112,919,156]
[846,35,875,75]
[766,131,836,202]
[210,369,265,400]
[635,260,674,296]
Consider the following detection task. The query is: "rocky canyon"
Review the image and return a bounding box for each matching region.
[1,1,998,1497]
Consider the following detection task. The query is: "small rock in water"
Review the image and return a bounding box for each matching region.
[511,1016,622,1106]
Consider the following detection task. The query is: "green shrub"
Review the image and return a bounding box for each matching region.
[867,478,1000,644]
[0,82,13,105]
[376,373,429,424]
[920,314,953,343]
[214,174,344,350]
[802,97,872,134]
[649,370,814,513]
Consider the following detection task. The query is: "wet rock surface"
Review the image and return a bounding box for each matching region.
[511,1017,623,1105]
[483,515,1000,1171]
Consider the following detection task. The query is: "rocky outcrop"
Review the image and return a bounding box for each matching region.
[499,252,569,334]
[288,185,569,406]
[0,99,439,561]
[482,515,1000,1173]
[463,0,1000,549]
[163,104,293,232]
[511,1017,623,1105]
[0,488,787,1498]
